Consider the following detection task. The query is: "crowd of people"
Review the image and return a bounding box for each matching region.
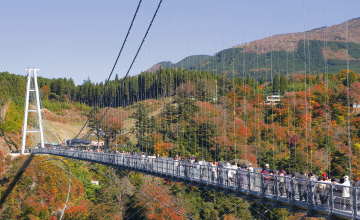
[70,148,360,211]
[258,164,360,211]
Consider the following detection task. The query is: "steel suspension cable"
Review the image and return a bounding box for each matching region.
[323,0,330,175]
[291,1,297,173]
[57,158,185,219]
[285,0,291,173]
[127,177,191,220]
[270,0,275,169]
[70,158,195,219]
[29,158,72,220]
[252,0,257,168]
[306,0,313,172]
[144,75,148,154]
[222,51,227,162]
[232,46,236,162]
[263,47,269,166]
[85,0,164,141]
[277,42,282,168]
[256,44,261,167]
[39,97,60,144]
[345,0,352,180]
[288,0,297,173]
[241,0,248,162]
[302,0,309,172]
[75,0,143,139]
[176,70,179,158]
[215,77,218,161]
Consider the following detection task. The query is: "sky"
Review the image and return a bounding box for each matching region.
[1,0,359,85]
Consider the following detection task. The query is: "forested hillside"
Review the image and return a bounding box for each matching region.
[102,69,359,181]
[1,65,360,179]
[1,60,360,219]
[148,18,360,80]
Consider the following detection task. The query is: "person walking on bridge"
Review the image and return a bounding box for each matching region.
[278,169,285,197]
[199,158,206,179]
[297,171,308,202]
[261,166,269,194]
[341,175,351,211]
[315,176,329,205]
[265,164,270,172]
[308,172,318,204]
[217,161,224,185]
[248,163,254,190]
[210,161,216,182]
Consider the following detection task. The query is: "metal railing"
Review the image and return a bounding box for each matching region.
[32,149,360,219]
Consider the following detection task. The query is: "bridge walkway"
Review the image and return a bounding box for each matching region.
[32,149,360,219]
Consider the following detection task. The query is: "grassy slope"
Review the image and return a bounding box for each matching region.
[0,104,89,153]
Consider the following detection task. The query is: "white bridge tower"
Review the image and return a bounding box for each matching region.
[21,67,44,154]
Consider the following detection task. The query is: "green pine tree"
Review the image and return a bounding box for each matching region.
[272,73,280,93]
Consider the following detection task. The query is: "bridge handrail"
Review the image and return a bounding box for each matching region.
[32,148,359,219]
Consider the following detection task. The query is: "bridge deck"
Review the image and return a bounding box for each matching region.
[32,149,360,219]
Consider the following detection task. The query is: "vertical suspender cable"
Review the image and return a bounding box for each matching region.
[242,0,248,162]
[303,0,309,172]
[323,0,330,176]
[345,0,352,180]
[232,45,236,161]
[257,46,261,167]
[251,1,258,165]
[270,0,275,169]
[290,0,297,173]
[145,73,148,154]
[285,0,291,172]
[182,69,185,158]
[306,0,313,172]
[215,77,218,161]
[175,69,179,158]
[277,40,282,168]
[265,48,270,166]
[222,52,227,162]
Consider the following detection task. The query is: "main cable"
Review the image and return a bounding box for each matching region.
[75,0,143,139]
[85,0,164,140]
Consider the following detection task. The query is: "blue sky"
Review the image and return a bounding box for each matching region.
[1,0,359,85]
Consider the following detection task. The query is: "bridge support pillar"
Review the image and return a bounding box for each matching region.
[21,67,44,154]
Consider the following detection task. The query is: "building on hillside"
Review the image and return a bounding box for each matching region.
[264,95,283,105]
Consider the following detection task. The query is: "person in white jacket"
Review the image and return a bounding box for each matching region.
[341,175,351,210]
[231,162,238,186]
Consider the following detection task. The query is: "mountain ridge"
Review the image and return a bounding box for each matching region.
[234,17,360,54]
[147,17,360,78]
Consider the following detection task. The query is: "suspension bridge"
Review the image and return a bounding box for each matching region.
[30,148,360,219]
[2,0,360,219]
